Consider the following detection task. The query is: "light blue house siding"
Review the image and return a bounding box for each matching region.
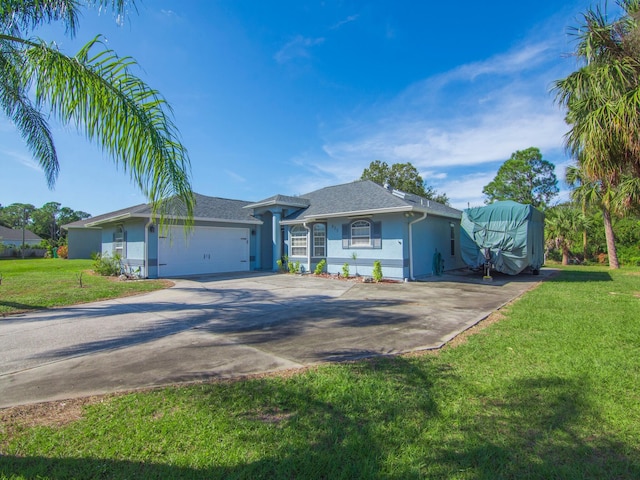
[101,219,259,279]
[410,215,466,278]
[101,220,148,276]
[286,212,465,280]
[66,228,101,259]
[325,214,407,279]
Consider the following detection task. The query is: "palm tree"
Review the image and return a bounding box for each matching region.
[0,0,194,222]
[553,0,640,268]
[566,163,640,267]
[565,165,590,259]
[545,204,588,265]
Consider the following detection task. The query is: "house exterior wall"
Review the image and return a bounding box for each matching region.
[286,213,411,279]
[101,220,147,276]
[410,216,466,278]
[1,238,41,247]
[101,219,259,279]
[285,213,465,280]
[67,228,102,259]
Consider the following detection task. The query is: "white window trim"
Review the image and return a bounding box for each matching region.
[114,225,125,257]
[290,225,307,257]
[313,224,326,257]
[351,220,371,247]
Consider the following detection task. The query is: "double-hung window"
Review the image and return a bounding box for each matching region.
[350,220,371,246]
[290,225,307,257]
[313,224,326,257]
[114,225,126,258]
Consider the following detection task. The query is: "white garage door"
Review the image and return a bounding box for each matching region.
[158,226,250,277]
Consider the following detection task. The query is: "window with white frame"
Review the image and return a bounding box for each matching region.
[114,225,125,257]
[351,220,371,246]
[313,223,326,257]
[290,225,307,257]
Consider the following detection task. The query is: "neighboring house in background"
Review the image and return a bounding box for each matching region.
[0,225,43,247]
[65,180,466,279]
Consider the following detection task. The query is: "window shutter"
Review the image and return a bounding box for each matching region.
[342,223,349,248]
[112,233,116,242]
[372,221,382,248]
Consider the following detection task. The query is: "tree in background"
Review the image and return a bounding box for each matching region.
[482,147,558,208]
[361,160,450,205]
[545,204,589,265]
[30,202,90,244]
[0,0,194,222]
[553,0,640,268]
[0,202,90,245]
[0,203,35,230]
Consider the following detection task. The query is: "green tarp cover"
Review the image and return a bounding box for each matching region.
[460,201,545,275]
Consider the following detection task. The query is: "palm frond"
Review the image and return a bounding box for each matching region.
[20,35,194,221]
[0,1,134,37]
[0,39,58,186]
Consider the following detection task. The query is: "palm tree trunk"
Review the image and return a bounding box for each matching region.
[562,246,570,265]
[582,201,588,260]
[602,206,619,269]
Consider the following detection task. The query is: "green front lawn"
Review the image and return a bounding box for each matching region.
[1,265,639,479]
[0,258,170,316]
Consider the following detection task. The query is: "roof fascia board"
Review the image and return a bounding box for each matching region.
[244,199,309,209]
[87,213,262,227]
[281,206,413,224]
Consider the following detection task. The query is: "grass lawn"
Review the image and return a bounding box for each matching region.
[0,258,171,316]
[1,265,639,479]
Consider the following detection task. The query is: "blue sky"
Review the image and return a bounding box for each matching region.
[0,1,599,216]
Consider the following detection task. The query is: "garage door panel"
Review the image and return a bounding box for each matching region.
[159,226,249,277]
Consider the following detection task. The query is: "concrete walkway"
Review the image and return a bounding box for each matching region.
[0,269,554,407]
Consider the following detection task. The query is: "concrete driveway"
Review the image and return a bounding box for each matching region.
[0,270,553,407]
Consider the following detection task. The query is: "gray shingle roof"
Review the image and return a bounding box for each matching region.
[245,194,310,209]
[0,225,42,242]
[67,193,260,228]
[282,180,462,222]
[62,204,148,229]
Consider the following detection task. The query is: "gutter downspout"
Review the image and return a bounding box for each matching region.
[303,222,311,273]
[408,212,428,281]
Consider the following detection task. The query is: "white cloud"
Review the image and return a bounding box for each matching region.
[274,35,325,64]
[2,150,42,172]
[330,14,359,30]
[225,170,246,182]
[281,14,577,209]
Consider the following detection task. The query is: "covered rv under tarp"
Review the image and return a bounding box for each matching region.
[460,201,545,275]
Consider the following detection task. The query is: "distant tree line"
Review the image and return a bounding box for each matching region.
[0,202,90,246]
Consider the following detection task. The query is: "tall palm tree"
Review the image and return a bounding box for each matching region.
[0,0,194,221]
[566,164,620,267]
[566,163,640,267]
[565,165,590,259]
[554,0,640,268]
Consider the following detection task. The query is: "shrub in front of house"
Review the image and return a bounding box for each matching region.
[372,260,383,282]
[92,252,122,276]
[342,263,350,278]
[314,259,326,275]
